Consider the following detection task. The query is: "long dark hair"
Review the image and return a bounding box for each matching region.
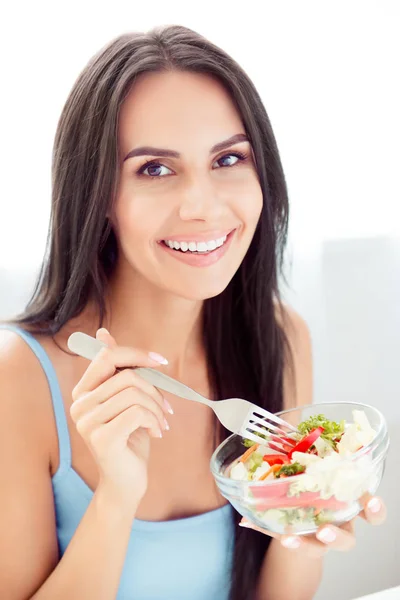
[11,25,292,600]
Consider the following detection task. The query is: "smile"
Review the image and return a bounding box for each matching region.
[162,234,228,254]
[158,230,236,268]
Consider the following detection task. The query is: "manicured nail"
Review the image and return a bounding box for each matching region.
[238,520,252,528]
[158,430,163,438]
[367,497,382,513]
[317,528,337,543]
[164,417,170,431]
[281,536,301,549]
[163,397,174,415]
[148,352,169,365]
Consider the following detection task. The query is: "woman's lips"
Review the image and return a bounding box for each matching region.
[158,229,236,268]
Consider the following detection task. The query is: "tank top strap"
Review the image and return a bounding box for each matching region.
[0,324,72,475]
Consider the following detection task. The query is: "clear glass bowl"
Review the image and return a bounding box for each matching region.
[210,402,389,535]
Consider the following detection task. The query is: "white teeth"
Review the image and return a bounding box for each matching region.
[216,236,226,247]
[164,234,229,253]
[196,242,208,252]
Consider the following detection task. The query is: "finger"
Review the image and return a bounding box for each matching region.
[359,494,387,526]
[75,387,168,436]
[238,518,281,540]
[96,328,118,349]
[72,344,168,399]
[315,523,356,552]
[71,368,169,420]
[239,518,325,557]
[101,403,163,441]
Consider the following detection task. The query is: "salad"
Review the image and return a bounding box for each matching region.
[228,409,378,528]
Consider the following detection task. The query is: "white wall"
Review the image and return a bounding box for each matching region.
[283,236,400,600]
[1,2,399,599]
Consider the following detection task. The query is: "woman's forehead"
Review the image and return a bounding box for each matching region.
[118,71,244,156]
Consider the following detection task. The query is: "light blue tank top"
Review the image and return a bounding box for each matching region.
[1,325,235,600]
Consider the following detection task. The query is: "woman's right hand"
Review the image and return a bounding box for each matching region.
[70,328,172,504]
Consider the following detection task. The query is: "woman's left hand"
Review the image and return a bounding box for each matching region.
[239,494,387,557]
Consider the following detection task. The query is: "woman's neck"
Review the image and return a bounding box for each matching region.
[104,265,205,377]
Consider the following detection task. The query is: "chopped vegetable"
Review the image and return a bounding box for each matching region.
[288,427,324,459]
[239,443,259,463]
[258,464,282,481]
[243,438,257,448]
[247,453,264,473]
[298,415,345,449]
[243,431,269,448]
[262,454,289,466]
[275,462,306,478]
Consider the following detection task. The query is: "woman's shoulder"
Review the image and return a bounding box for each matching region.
[0,323,49,374]
[0,324,42,376]
[274,299,311,341]
[0,325,55,444]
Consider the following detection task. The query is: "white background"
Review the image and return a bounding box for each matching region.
[1,2,399,599]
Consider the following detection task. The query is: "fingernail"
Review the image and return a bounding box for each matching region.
[281,536,301,549]
[163,397,174,415]
[164,417,170,431]
[316,528,337,543]
[367,497,381,513]
[238,521,252,528]
[148,352,169,365]
[98,327,109,335]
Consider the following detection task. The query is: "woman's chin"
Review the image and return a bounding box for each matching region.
[166,280,231,302]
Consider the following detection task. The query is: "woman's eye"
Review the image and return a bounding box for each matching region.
[139,162,173,177]
[213,153,244,169]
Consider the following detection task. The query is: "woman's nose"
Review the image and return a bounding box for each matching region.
[178,174,225,222]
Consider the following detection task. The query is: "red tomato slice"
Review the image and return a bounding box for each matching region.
[288,427,324,459]
[262,455,289,466]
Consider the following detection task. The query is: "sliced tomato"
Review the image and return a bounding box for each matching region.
[288,427,324,459]
[262,454,289,466]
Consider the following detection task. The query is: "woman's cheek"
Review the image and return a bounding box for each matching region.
[226,176,263,223]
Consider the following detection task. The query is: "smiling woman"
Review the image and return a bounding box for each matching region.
[0,23,379,600]
[111,70,263,301]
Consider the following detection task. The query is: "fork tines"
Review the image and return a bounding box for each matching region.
[240,407,300,454]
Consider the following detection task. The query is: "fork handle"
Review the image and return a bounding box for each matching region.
[67,332,213,407]
[134,368,213,406]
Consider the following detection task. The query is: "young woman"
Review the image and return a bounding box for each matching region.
[0,25,386,600]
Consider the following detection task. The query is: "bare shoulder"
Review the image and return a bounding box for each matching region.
[274,301,313,409]
[274,300,311,345]
[0,327,54,454]
[0,327,59,598]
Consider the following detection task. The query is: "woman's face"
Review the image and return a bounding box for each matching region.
[113,70,263,300]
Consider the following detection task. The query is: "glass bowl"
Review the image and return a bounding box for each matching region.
[210,402,389,535]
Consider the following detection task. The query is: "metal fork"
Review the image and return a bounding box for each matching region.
[67,332,299,453]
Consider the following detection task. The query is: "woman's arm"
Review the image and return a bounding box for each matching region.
[32,484,138,600]
[256,306,324,600]
[0,333,138,600]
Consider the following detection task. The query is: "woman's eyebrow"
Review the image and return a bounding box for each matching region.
[123,133,249,162]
